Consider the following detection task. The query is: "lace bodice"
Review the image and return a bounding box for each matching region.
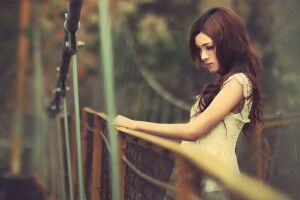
[181,73,253,192]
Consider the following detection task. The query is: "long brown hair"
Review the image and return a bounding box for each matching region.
[189,7,263,138]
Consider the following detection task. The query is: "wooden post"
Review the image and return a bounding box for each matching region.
[81,110,88,191]
[90,115,103,199]
[11,0,30,175]
[118,132,127,200]
[256,128,264,179]
[109,0,115,27]
[176,156,202,200]
[70,115,78,199]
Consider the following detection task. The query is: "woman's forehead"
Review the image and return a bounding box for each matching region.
[195,32,213,46]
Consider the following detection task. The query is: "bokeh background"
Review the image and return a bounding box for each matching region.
[1,0,300,199]
[2,0,300,119]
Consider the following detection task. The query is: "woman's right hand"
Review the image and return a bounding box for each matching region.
[114,115,135,129]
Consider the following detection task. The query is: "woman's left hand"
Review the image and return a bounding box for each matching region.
[114,115,135,129]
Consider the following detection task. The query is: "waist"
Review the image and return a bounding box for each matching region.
[198,137,237,152]
[181,139,237,153]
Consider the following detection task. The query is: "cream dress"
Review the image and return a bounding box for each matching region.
[181,73,253,192]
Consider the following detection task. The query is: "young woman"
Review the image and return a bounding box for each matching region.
[115,7,263,199]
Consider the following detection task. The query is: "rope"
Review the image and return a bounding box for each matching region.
[121,156,176,191]
[86,124,113,154]
[85,124,176,191]
[122,21,191,112]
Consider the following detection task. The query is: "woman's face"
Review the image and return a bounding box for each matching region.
[195,32,220,74]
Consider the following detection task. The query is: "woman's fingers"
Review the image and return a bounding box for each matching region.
[114,115,135,129]
[114,115,123,126]
[114,115,128,127]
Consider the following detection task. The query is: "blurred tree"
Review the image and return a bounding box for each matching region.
[237,0,300,115]
[1,0,300,125]
[234,0,281,114]
[119,0,216,104]
[0,0,19,112]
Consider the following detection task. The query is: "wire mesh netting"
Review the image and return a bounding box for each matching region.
[124,143,174,200]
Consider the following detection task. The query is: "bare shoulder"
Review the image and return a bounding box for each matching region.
[222,73,252,98]
[220,77,243,96]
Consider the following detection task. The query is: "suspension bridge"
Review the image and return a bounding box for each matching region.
[0,0,299,199]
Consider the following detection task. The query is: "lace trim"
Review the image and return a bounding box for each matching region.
[223,73,253,123]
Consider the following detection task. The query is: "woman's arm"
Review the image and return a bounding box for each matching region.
[115,78,244,141]
[115,115,195,140]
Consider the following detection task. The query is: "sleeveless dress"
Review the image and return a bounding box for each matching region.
[181,73,253,192]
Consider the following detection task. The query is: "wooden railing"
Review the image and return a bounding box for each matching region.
[254,116,300,179]
[65,107,291,200]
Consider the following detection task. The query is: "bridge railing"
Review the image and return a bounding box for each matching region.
[65,107,291,200]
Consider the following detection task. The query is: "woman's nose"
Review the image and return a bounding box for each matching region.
[201,51,208,61]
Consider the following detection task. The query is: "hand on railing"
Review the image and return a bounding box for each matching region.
[114,115,135,129]
[82,108,292,200]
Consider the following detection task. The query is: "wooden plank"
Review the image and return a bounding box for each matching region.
[54,117,66,200]
[176,156,201,200]
[256,128,264,180]
[81,110,88,191]
[81,108,97,199]
[264,117,300,128]
[59,115,68,198]
[90,115,103,200]
[122,128,290,200]
[118,134,127,200]
[92,110,291,200]
[70,115,78,199]
[11,0,31,175]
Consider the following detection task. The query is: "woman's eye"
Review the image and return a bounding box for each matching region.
[206,46,214,50]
